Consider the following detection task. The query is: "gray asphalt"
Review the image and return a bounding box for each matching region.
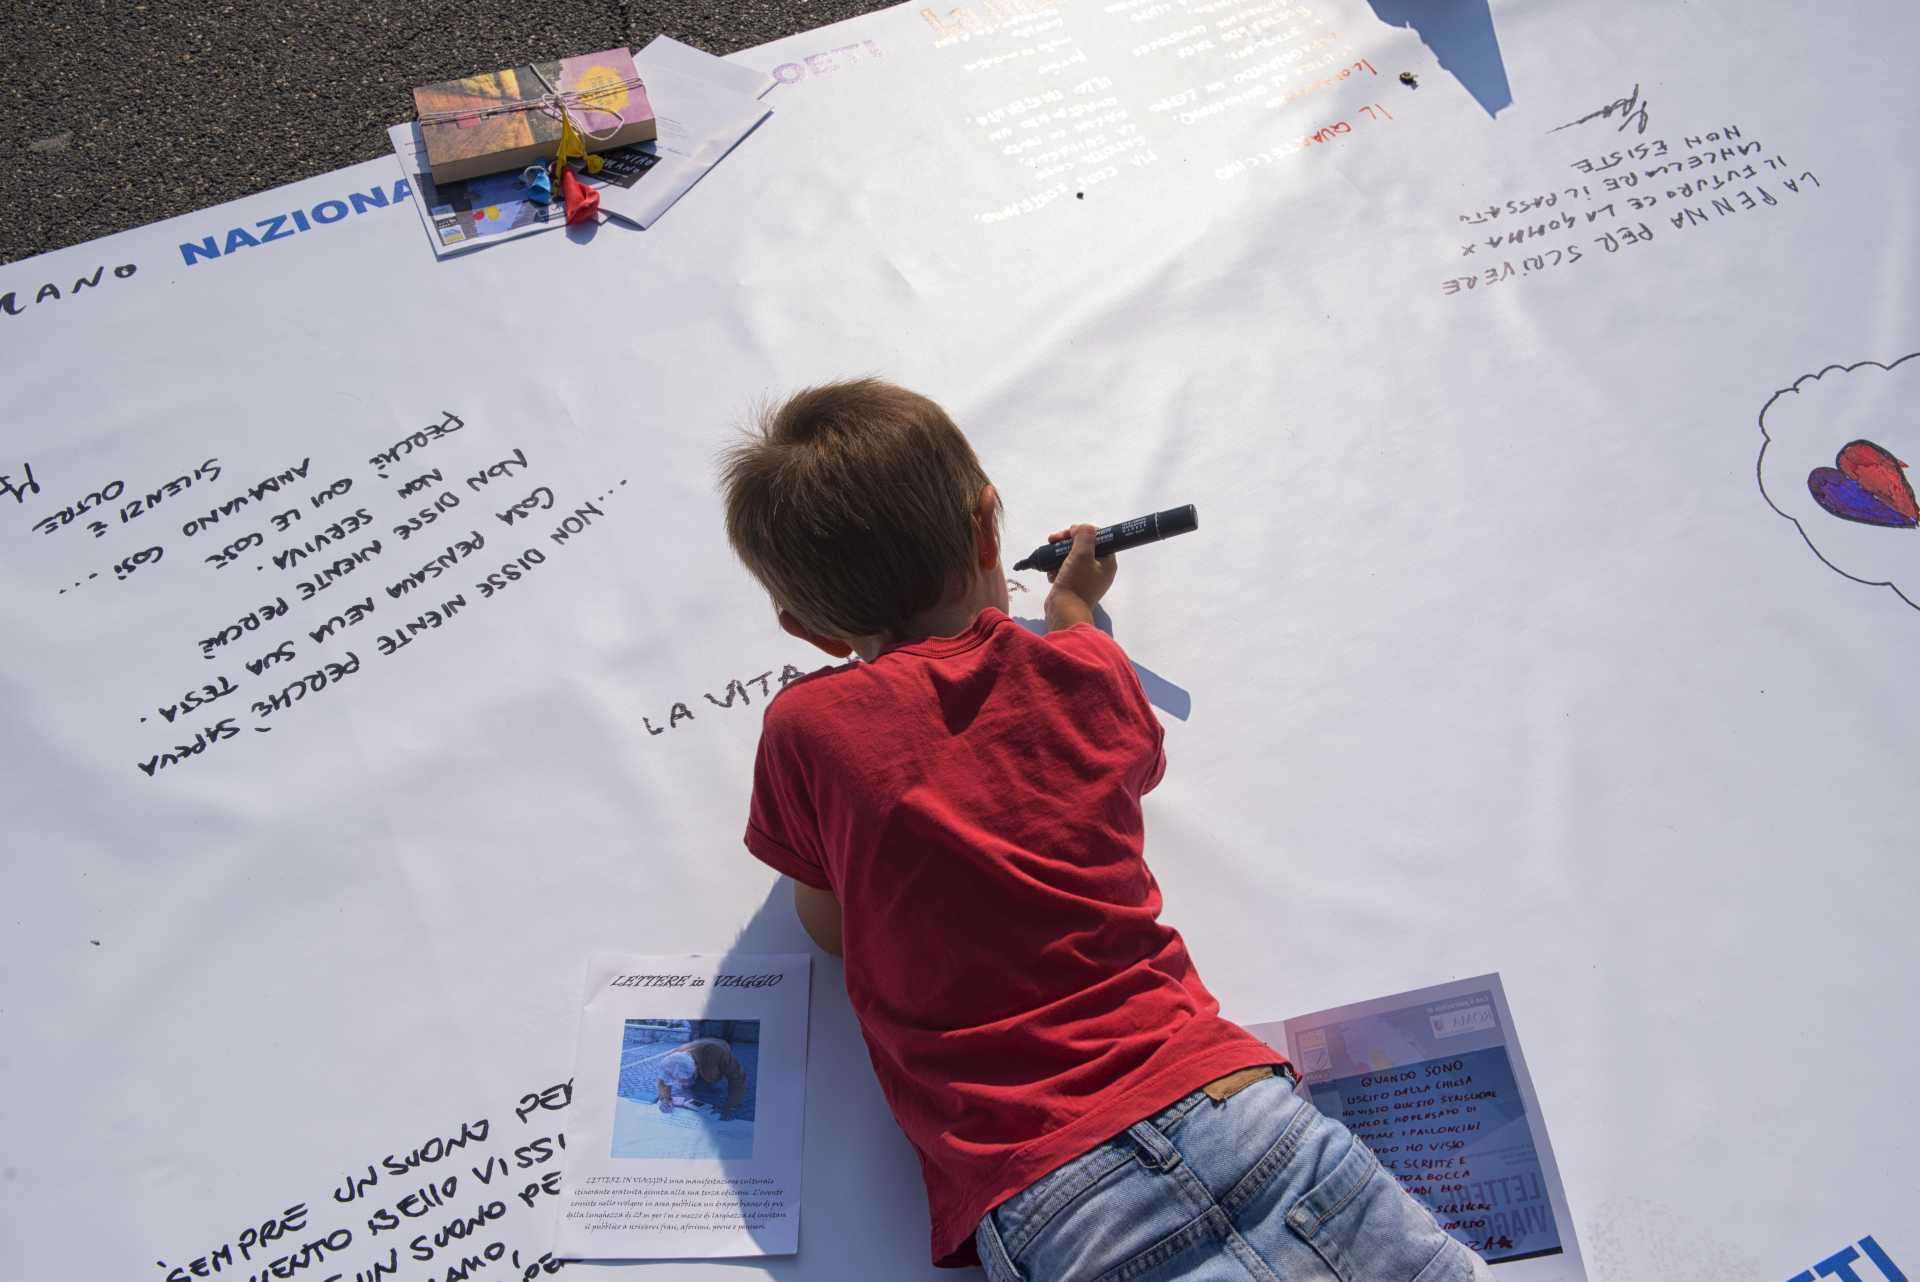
[1,0,896,266]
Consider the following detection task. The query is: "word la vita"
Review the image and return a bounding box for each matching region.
[642,664,811,738]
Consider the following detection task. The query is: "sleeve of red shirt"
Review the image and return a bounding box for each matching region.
[1043,622,1167,793]
[743,700,836,891]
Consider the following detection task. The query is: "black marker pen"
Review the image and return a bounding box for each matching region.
[1011,504,1198,574]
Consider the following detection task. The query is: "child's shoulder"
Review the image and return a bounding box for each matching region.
[1028,617,1135,680]
[757,655,884,745]
[764,658,857,712]
[760,613,1133,730]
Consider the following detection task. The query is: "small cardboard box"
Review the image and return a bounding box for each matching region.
[413,47,657,185]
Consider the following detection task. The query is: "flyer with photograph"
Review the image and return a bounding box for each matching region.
[554,952,811,1260]
[387,121,662,256]
[1248,974,1586,1281]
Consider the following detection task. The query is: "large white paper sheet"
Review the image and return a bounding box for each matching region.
[4,2,1919,1280]
[557,954,810,1259]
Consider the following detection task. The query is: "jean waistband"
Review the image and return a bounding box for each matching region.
[1137,1061,1298,1135]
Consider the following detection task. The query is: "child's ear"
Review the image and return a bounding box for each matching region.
[778,608,855,658]
[974,483,1001,569]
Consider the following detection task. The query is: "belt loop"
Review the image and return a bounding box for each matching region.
[1127,1119,1183,1172]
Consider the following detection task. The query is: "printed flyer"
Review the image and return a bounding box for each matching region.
[555,952,811,1259]
[1249,974,1586,1281]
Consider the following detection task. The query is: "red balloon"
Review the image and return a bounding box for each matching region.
[560,166,600,227]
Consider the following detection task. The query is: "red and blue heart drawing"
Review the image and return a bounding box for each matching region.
[1807,439,1919,529]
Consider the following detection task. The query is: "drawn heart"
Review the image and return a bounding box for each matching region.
[1807,439,1919,528]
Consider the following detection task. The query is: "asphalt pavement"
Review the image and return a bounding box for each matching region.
[1,0,896,265]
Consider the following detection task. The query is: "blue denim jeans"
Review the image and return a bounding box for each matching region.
[975,1070,1494,1282]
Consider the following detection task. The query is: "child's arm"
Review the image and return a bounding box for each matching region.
[656,1077,674,1113]
[793,880,843,957]
[1043,524,1119,631]
[724,1057,747,1117]
[1040,522,1165,788]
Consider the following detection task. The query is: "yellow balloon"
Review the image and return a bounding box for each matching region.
[553,106,589,170]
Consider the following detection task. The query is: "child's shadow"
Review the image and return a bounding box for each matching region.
[1010,604,1192,721]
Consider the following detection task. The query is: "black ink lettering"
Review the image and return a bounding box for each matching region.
[0,462,38,504]
[548,500,604,546]
[397,469,442,499]
[1550,83,1649,136]
[514,1079,572,1123]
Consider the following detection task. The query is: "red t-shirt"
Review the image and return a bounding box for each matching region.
[744,608,1281,1267]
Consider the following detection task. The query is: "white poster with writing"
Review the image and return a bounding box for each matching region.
[556,953,811,1259]
[5,1,1920,1279]
[1250,976,1583,1282]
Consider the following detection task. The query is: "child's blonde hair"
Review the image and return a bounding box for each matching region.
[721,379,992,640]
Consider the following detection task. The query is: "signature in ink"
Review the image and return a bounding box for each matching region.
[1549,83,1649,136]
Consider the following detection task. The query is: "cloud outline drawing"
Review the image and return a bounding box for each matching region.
[1756,351,1920,611]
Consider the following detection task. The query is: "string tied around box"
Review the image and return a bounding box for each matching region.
[414,62,644,149]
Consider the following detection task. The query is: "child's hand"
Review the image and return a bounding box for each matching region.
[658,1098,674,1115]
[1044,524,1117,630]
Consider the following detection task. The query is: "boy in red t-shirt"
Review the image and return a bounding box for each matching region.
[720,380,1491,1281]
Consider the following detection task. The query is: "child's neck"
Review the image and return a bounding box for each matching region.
[892,601,990,648]
[852,571,1007,661]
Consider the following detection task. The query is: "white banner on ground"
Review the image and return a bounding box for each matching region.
[2,2,1915,1280]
